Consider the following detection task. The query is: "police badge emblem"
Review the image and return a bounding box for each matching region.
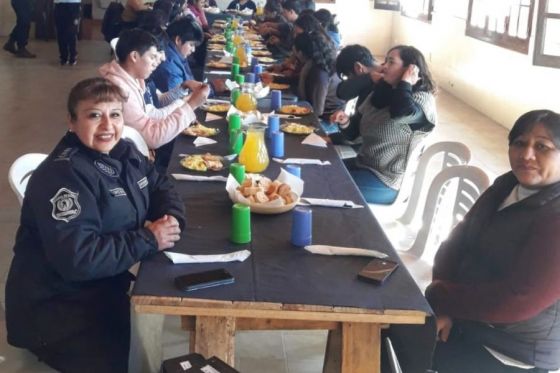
[50,188,81,222]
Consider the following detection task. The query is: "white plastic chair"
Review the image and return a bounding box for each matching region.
[398,165,490,291]
[371,141,471,225]
[121,125,150,158]
[8,153,48,205]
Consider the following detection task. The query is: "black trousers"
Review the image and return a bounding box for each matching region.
[9,0,34,48]
[30,290,131,373]
[54,2,81,63]
[432,328,549,373]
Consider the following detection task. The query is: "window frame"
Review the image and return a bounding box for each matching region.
[374,0,401,11]
[465,0,535,54]
[533,0,560,68]
[401,0,434,23]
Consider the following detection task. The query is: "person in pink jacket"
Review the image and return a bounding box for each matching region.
[99,29,209,149]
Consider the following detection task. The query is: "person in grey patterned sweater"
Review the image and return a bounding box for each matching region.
[333,45,437,204]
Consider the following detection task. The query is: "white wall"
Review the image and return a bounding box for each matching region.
[389,2,560,129]
[0,0,16,36]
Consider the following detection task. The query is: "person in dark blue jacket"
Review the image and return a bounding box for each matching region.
[227,0,257,12]
[152,16,203,92]
[4,78,186,373]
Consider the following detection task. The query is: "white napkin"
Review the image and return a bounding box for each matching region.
[205,112,223,122]
[253,82,270,99]
[193,137,217,147]
[225,79,239,91]
[172,174,228,182]
[219,56,233,64]
[298,198,364,209]
[207,70,231,75]
[164,249,251,264]
[304,245,388,259]
[302,133,327,148]
[273,158,331,166]
[226,106,264,125]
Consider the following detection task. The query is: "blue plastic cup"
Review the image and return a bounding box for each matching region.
[270,131,284,158]
[245,72,256,84]
[266,114,280,138]
[285,165,301,178]
[270,90,282,111]
[252,63,263,74]
[251,57,259,69]
[291,207,312,247]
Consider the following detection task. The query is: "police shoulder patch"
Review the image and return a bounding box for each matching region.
[137,176,148,189]
[50,188,81,222]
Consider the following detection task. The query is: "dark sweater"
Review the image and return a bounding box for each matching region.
[426,172,560,369]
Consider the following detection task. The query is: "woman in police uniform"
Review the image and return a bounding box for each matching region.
[5,78,186,372]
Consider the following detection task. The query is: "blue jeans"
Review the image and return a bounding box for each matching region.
[349,168,398,204]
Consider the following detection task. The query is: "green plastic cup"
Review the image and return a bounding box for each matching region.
[229,129,244,155]
[235,74,245,85]
[229,113,242,132]
[230,88,240,104]
[231,203,251,244]
[230,163,246,184]
[232,56,240,65]
[231,63,240,78]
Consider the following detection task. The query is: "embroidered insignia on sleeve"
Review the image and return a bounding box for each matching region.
[50,188,81,222]
[137,176,148,189]
[109,187,127,197]
[94,160,118,177]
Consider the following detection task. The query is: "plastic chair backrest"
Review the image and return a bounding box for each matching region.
[8,153,48,205]
[407,165,490,259]
[121,125,150,157]
[398,141,471,225]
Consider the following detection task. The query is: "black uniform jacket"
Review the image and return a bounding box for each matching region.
[5,132,186,349]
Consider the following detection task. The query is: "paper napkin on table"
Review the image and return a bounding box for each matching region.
[164,249,251,264]
[205,112,223,121]
[253,83,270,99]
[193,137,217,147]
[298,198,364,209]
[273,158,331,166]
[301,133,327,148]
[304,245,388,259]
[226,106,264,125]
[225,79,239,91]
[172,174,228,182]
[207,70,231,75]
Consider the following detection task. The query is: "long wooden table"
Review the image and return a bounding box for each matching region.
[131,111,436,372]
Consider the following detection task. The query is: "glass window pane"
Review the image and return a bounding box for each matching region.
[508,5,520,36]
[543,18,560,56]
[547,0,560,13]
[517,6,529,38]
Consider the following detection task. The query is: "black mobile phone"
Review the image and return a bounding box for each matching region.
[174,269,235,292]
[357,258,399,284]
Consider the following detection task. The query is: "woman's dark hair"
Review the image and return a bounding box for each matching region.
[294,31,336,74]
[282,0,303,15]
[294,13,328,39]
[166,15,204,46]
[387,45,436,94]
[336,44,375,79]
[509,110,560,147]
[264,0,282,15]
[314,8,338,33]
[116,29,159,63]
[67,78,127,121]
[153,0,173,23]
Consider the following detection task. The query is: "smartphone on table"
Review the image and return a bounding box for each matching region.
[174,268,235,292]
[357,258,399,284]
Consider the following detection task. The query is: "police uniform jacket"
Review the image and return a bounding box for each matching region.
[5,131,186,350]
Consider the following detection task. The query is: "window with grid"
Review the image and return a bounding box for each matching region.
[374,0,400,11]
[534,0,560,67]
[401,0,434,22]
[466,0,534,54]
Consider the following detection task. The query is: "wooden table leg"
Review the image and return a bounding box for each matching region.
[192,316,236,366]
[323,327,342,373]
[341,322,381,373]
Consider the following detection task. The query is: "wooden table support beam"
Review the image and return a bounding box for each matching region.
[191,316,237,367]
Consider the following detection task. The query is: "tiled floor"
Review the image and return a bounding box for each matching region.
[0,39,510,372]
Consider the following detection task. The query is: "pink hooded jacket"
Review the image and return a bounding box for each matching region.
[99,60,196,149]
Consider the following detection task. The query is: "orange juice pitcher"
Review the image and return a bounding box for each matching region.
[235,84,257,112]
[239,124,269,173]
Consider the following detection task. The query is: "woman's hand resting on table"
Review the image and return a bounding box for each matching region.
[401,64,420,86]
[146,215,182,250]
[436,315,453,342]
